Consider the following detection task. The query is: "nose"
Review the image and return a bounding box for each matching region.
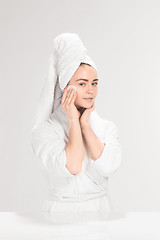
[86,84,94,94]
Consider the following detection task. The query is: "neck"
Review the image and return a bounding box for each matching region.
[77,106,86,116]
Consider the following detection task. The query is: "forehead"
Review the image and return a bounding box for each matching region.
[71,65,98,81]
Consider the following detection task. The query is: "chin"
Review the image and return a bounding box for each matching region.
[84,104,93,108]
[77,102,94,109]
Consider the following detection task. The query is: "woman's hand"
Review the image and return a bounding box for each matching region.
[79,102,95,125]
[61,87,80,121]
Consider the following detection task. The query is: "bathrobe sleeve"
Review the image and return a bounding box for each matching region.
[86,120,122,178]
[31,121,75,178]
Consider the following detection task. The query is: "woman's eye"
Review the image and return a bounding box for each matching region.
[79,83,98,86]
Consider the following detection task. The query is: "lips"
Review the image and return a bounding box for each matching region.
[84,98,93,101]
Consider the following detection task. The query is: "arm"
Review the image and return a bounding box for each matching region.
[65,119,85,175]
[81,120,122,178]
[31,122,77,178]
[80,122,105,161]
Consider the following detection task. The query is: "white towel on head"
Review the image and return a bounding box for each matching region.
[31,32,98,131]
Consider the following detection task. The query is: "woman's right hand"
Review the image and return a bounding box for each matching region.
[61,87,80,121]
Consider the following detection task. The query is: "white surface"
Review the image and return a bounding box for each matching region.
[0,212,160,240]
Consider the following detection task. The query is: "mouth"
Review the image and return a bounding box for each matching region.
[83,98,93,101]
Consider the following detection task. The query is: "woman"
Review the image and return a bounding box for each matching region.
[31,33,122,224]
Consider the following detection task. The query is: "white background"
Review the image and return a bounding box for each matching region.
[0,0,160,211]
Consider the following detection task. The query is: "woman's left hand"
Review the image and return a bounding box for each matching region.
[79,102,95,125]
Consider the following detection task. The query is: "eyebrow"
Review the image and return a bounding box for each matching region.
[76,78,99,82]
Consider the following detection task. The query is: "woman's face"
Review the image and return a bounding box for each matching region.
[64,64,98,109]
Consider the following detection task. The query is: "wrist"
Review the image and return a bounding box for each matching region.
[80,121,90,130]
[69,118,80,124]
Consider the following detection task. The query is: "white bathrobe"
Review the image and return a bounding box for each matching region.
[31,103,122,220]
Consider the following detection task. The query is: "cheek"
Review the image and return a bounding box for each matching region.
[75,94,81,102]
[76,88,84,98]
[94,87,98,94]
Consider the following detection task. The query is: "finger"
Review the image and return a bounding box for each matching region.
[62,88,67,105]
[91,105,95,110]
[68,90,73,104]
[67,89,75,104]
[91,104,95,111]
[88,105,94,111]
[64,88,73,105]
[70,90,77,104]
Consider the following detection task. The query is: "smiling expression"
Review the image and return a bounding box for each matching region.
[64,63,98,109]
